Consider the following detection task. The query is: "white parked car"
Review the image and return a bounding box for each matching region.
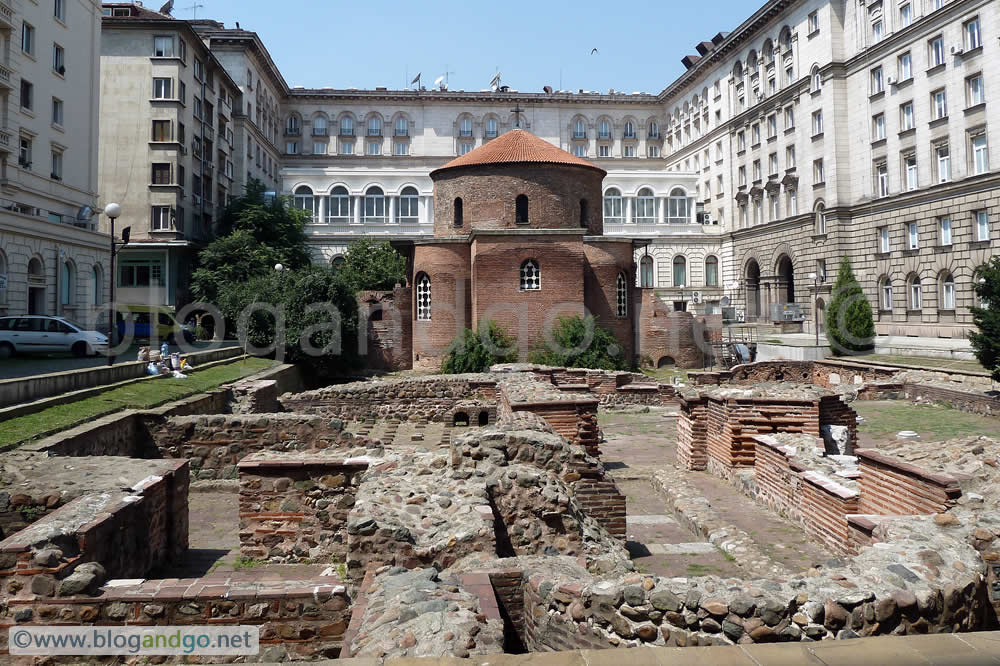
[0,315,109,359]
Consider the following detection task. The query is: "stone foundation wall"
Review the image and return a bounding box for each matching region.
[238,456,369,563]
[0,461,189,600]
[799,474,862,556]
[705,398,821,472]
[0,577,350,660]
[511,401,600,458]
[149,415,359,481]
[676,396,709,471]
[902,384,1000,416]
[857,449,962,516]
[358,287,413,372]
[281,376,499,423]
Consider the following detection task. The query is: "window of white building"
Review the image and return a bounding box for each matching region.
[603,188,623,223]
[939,216,952,245]
[668,188,689,224]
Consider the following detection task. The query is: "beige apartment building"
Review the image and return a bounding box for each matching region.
[0,0,108,325]
[94,0,996,339]
[98,3,238,308]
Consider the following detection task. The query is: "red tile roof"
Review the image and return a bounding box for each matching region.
[431,129,605,176]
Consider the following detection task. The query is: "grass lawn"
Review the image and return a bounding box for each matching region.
[641,366,690,383]
[0,357,276,450]
[854,400,999,442]
[852,353,988,374]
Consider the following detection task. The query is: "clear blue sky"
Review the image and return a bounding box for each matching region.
[186,0,760,93]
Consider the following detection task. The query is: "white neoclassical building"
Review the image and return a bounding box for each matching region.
[1,0,109,325]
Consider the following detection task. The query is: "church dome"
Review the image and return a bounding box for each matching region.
[430,129,605,177]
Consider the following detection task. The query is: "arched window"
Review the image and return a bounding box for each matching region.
[459,116,473,137]
[293,186,317,222]
[520,259,540,291]
[909,275,923,310]
[363,186,385,223]
[484,116,499,138]
[635,187,656,223]
[623,120,636,139]
[579,199,588,228]
[60,260,75,306]
[515,194,529,224]
[811,65,822,92]
[640,256,654,287]
[705,256,719,287]
[668,188,689,224]
[331,256,346,271]
[673,255,687,287]
[598,119,611,139]
[312,115,328,136]
[603,188,623,223]
[879,276,893,311]
[940,273,955,310]
[394,116,409,137]
[617,272,628,317]
[815,202,827,234]
[92,264,104,306]
[286,115,301,135]
[399,186,419,223]
[573,118,586,139]
[367,116,382,137]
[328,186,352,224]
[648,120,659,138]
[339,115,354,136]
[453,197,463,226]
[416,273,431,321]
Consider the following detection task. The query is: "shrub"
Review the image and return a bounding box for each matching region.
[970,256,1000,381]
[441,321,518,374]
[335,238,407,292]
[528,314,630,370]
[825,256,875,355]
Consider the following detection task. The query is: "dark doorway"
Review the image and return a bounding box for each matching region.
[777,255,795,304]
[746,259,761,321]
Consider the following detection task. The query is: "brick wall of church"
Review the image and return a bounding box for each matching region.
[412,242,473,370]
[471,235,587,359]
[431,164,604,235]
[583,240,635,362]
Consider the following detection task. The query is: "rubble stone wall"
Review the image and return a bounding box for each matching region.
[149,415,356,481]
[857,449,962,516]
[902,384,1000,416]
[238,456,369,563]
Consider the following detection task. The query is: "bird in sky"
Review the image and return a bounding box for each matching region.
[590,48,599,55]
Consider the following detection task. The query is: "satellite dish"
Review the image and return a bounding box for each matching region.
[721,296,731,307]
[434,76,445,86]
[76,205,94,220]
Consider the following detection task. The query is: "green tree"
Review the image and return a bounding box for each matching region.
[191,179,311,304]
[441,321,518,374]
[216,265,360,375]
[825,256,875,355]
[335,238,407,292]
[970,256,1000,381]
[529,315,630,370]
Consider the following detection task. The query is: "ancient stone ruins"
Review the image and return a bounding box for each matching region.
[1,358,1000,660]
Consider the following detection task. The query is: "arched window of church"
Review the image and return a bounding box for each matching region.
[416,274,431,321]
[520,259,540,291]
[453,197,463,226]
[579,199,588,228]
[515,194,529,224]
[616,273,628,317]
[640,256,654,287]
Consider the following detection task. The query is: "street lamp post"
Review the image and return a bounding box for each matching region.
[104,203,129,366]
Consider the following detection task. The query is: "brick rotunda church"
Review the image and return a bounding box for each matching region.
[410,129,637,369]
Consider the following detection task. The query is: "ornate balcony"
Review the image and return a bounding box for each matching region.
[0,2,13,31]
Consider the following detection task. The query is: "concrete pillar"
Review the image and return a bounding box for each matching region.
[317,195,326,224]
[353,195,362,225]
[388,196,396,225]
[625,197,633,224]
[417,196,425,224]
[657,197,665,225]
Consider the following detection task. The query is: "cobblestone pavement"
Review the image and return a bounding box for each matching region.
[600,407,832,575]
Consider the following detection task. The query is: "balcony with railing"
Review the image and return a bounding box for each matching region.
[367,127,382,137]
[0,2,13,31]
[203,125,214,141]
[285,126,301,136]
[0,63,13,89]
[0,126,10,153]
[572,130,587,140]
[394,127,409,137]
[312,127,328,136]
[339,127,354,137]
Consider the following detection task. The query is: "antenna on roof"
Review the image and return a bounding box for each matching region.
[181,2,204,18]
